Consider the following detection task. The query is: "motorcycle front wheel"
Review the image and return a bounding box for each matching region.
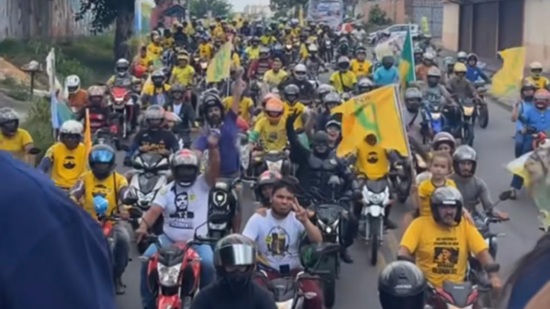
[369,217,382,266]
[478,104,489,128]
[323,276,337,308]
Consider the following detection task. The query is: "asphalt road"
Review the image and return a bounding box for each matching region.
[113,95,544,309]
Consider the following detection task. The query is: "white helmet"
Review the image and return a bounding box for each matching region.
[423,52,434,61]
[66,75,81,94]
[59,120,84,135]
[308,44,318,52]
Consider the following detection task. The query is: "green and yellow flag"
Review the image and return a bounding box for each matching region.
[398,27,416,85]
[332,86,409,157]
[299,6,305,27]
[206,42,232,83]
[491,46,526,96]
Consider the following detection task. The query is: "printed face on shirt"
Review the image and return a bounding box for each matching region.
[432,240,459,275]
[265,226,291,260]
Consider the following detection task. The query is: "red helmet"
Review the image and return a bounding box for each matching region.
[134,64,146,78]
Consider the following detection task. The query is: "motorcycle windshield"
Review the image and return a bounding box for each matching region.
[366,179,389,193]
[139,174,160,194]
[140,152,164,170]
[316,204,341,224]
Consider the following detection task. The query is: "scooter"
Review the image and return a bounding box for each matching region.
[359,177,391,266]
[141,224,218,309]
[206,179,239,240]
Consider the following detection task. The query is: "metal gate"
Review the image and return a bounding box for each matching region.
[412,0,443,38]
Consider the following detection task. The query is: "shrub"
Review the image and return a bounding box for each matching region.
[368,5,391,26]
[21,98,55,162]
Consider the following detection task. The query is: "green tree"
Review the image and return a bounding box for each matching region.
[189,0,232,19]
[76,0,135,60]
[269,0,308,16]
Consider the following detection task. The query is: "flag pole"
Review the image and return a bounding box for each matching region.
[408,23,416,82]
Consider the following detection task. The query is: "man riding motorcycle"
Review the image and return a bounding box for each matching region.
[124,106,179,167]
[286,115,357,263]
[423,67,453,104]
[254,170,283,211]
[65,75,88,112]
[415,52,437,82]
[350,47,371,79]
[398,186,502,291]
[357,78,375,94]
[315,92,342,131]
[373,56,399,86]
[466,53,491,84]
[141,70,171,107]
[302,44,326,78]
[38,120,87,191]
[278,64,315,105]
[164,84,197,148]
[107,58,133,87]
[449,145,509,220]
[77,85,114,135]
[456,51,468,64]
[378,261,427,309]
[248,47,273,81]
[69,144,136,294]
[136,146,221,309]
[189,234,278,309]
[263,57,288,93]
[446,62,479,102]
[525,61,550,90]
[245,37,262,62]
[330,56,357,94]
[243,179,324,309]
[0,107,35,164]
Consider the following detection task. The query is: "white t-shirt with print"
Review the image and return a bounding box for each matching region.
[243,209,305,271]
[153,175,211,242]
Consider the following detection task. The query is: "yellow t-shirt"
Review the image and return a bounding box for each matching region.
[351,59,372,78]
[199,43,213,60]
[260,36,277,46]
[231,52,241,69]
[245,47,260,61]
[400,216,488,288]
[355,143,390,179]
[300,43,309,59]
[263,69,288,87]
[223,96,254,122]
[142,83,171,96]
[171,65,195,86]
[525,76,550,90]
[330,71,357,94]
[78,171,128,219]
[418,178,457,217]
[283,102,306,130]
[146,43,163,61]
[0,128,33,161]
[44,143,87,189]
[252,117,288,151]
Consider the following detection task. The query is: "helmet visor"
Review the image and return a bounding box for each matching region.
[90,149,114,163]
[216,244,255,266]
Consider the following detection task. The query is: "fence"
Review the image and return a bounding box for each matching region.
[0,0,94,41]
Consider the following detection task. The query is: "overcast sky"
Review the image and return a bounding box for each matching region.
[228,0,270,12]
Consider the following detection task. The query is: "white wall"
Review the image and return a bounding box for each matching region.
[441,2,459,51]
[523,0,550,70]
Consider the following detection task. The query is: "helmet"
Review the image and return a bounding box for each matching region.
[264,98,284,121]
[467,53,478,63]
[317,84,335,98]
[427,67,441,78]
[308,44,318,52]
[261,93,280,107]
[323,92,342,106]
[444,56,456,67]
[115,58,130,74]
[59,120,83,136]
[201,93,225,123]
[432,132,456,152]
[357,78,374,93]
[453,63,467,73]
[457,51,468,62]
[170,83,185,99]
[530,61,543,71]
[378,261,427,309]
[521,81,536,93]
[170,149,200,187]
[430,186,463,226]
[176,54,189,62]
[93,195,109,218]
[294,64,307,80]
[151,70,165,86]
[283,84,300,103]
[214,234,256,289]
[453,145,477,177]
[254,171,282,204]
[404,88,422,112]
[534,89,550,106]
[260,47,270,55]
[414,47,423,55]
[0,107,20,135]
[423,52,434,61]
[88,144,116,180]
[144,105,165,128]
[66,75,81,94]
[337,56,350,65]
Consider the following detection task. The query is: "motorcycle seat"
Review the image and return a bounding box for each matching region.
[442,281,473,307]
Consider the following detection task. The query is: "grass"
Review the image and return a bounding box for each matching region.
[21,97,55,162]
[0,34,116,88]
[0,76,30,101]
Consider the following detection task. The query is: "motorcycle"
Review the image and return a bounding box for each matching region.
[420,100,445,144]
[238,132,251,176]
[426,281,480,309]
[323,39,334,63]
[448,98,475,146]
[206,179,239,240]
[109,86,133,139]
[175,128,193,149]
[474,81,489,129]
[141,224,217,309]
[359,177,391,266]
[249,78,262,106]
[92,127,118,149]
[130,152,170,234]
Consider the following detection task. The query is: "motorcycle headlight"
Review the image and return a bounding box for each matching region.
[368,192,387,204]
[431,112,441,120]
[267,160,283,172]
[200,62,208,69]
[213,191,228,208]
[157,263,181,287]
[276,299,294,309]
[463,106,475,116]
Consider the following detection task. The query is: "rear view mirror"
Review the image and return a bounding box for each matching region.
[499,190,512,201]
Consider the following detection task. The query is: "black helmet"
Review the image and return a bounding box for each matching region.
[214,234,256,290]
[283,84,300,101]
[311,131,330,155]
[378,261,427,309]
[88,144,116,180]
[453,145,477,177]
[430,186,463,226]
[170,149,200,187]
[201,93,225,124]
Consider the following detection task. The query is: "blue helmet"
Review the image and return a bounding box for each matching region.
[93,195,109,217]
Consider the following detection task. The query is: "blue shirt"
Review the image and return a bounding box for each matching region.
[373,66,399,86]
[0,151,115,309]
[516,100,533,132]
[524,107,550,132]
[507,253,550,309]
[466,65,484,82]
[193,110,240,176]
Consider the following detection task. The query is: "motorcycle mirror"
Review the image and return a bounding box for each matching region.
[28,147,41,155]
[498,190,512,201]
[304,292,317,300]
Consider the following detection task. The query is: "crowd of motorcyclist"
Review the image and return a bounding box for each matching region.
[2,11,550,309]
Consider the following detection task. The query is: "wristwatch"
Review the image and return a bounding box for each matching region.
[484,263,500,273]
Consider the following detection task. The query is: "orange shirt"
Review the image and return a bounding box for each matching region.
[68,90,88,111]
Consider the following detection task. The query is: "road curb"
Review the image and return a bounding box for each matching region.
[487,94,513,112]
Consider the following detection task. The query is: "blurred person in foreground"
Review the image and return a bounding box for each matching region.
[0,151,116,308]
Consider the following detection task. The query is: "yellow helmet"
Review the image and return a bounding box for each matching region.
[454,63,467,73]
